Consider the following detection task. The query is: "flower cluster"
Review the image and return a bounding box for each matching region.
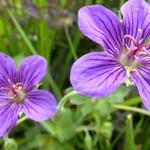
[70,0,150,111]
[0,53,57,137]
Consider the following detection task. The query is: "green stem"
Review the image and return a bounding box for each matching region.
[112,104,150,116]
[16,116,28,125]
[57,90,78,110]
[76,126,97,132]
[65,28,77,60]
[8,10,37,55]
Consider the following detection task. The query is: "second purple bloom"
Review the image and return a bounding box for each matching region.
[0,53,57,137]
[70,0,150,111]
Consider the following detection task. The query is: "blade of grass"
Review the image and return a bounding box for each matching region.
[8,10,37,55]
[65,27,77,60]
[59,29,82,88]
[124,114,135,150]
[134,118,144,136]
[46,70,62,99]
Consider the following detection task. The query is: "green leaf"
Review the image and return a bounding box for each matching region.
[95,101,112,118]
[123,97,141,106]
[49,109,76,142]
[81,99,96,116]
[4,138,17,150]
[28,135,70,150]
[70,94,91,105]
[102,86,130,104]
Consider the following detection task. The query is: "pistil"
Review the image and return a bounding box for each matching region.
[125,66,136,87]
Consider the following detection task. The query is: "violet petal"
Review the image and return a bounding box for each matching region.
[121,0,150,45]
[70,52,126,97]
[22,90,57,122]
[18,55,47,91]
[131,69,150,111]
[0,102,20,137]
[0,53,17,87]
[78,5,123,57]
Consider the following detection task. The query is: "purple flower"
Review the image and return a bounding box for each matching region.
[0,53,57,137]
[70,0,150,111]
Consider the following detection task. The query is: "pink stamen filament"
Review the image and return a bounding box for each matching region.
[124,34,137,45]
[136,29,143,43]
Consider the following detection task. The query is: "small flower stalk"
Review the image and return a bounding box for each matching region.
[70,0,150,111]
[0,53,57,137]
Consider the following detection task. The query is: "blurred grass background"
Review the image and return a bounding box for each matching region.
[1,0,150,150]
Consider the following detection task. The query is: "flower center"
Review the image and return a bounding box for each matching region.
[118,28,150,86]
[8,83,26,103]
[119,28,150,68]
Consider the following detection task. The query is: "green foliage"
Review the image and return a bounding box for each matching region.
[4,138,17,150]
[49,109,77,142]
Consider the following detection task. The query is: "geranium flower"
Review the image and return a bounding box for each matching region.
[0,53,57,137]
[70,0,150,111]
